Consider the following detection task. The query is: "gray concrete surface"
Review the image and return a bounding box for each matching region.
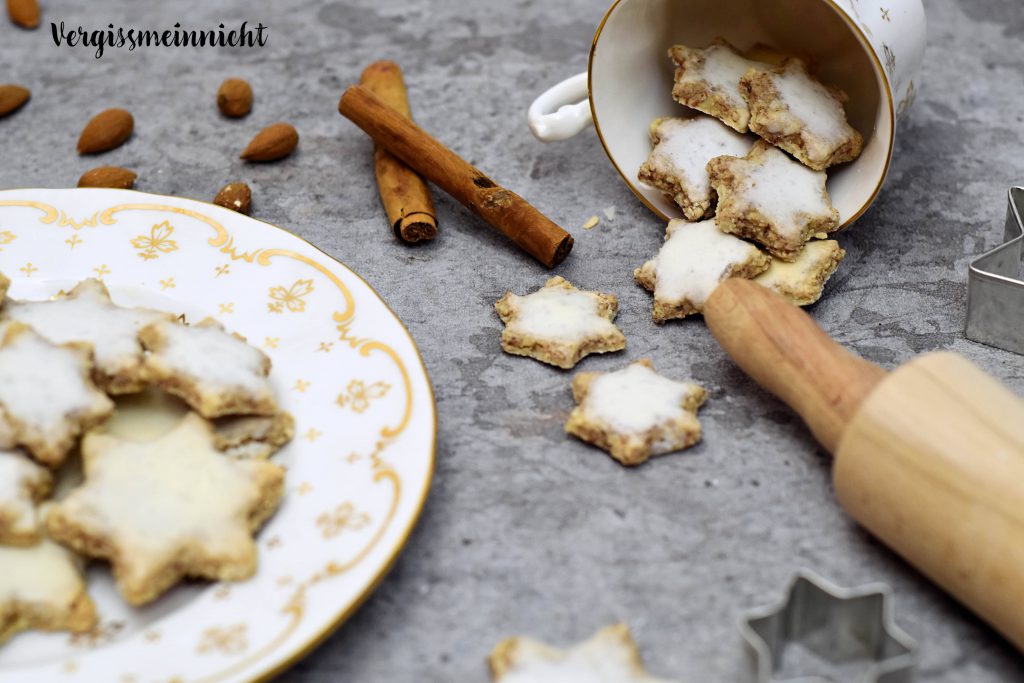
[2,0,1024,680]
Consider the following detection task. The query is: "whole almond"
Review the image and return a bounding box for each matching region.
[7,0,39,29]
[78,166,137,189]
[214,182,252,215]
[217,78,253,118]
[241,122,298,162]
[77,108,134,155]
[0,84,30,117]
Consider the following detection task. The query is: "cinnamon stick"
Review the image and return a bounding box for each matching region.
[338,84,573,268]
[360,61,438,244]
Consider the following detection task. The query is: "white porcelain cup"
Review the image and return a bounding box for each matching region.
[528,0,926,227]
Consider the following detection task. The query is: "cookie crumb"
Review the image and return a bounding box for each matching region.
[582,215,600,230]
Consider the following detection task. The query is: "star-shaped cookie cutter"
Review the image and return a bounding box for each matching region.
[739,571,917,683]
[966,187,1024,354]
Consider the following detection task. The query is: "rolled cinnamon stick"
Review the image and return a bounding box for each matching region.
[339,84,573,268]
[360,61,438,244]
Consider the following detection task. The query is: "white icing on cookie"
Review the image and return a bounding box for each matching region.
[583,363,703,435]
[651,220,766,309]
[773,67,848,148]
[737,145,831,240]
[0,450,50,541]
[755,239,845,305]
[3,280,169,391]
[492,625,677,683]
[507,288,620,343]
[0,325,114,465]
[50,413,284,602]
[695,44,762,107]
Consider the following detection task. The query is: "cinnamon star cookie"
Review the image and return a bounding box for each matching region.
[489,623,680,683]
[0,323,114,467]
[46,413,285,605]
[495,276,626,369]
[708,140,839,261]
[668,39,769,133]
[635,219,770,322]
[755,239,846,306]
[565,359,706,466]
[741,58,863,171]
[139,317,278,418]
[0,538,97,644]
[3,278,174,393]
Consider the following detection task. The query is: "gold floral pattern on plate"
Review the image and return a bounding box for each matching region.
[0,189,436,683]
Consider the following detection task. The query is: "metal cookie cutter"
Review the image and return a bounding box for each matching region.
[739,571,917,683]
[966,187,1024,354]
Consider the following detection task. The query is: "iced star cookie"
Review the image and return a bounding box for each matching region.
[741,58,863,170]
[755,239,846,306]
[668,39,769,133]
[139,318,278,418]
[495,276,626,369]
[3,279,175,393]
[0,538,97,644]
[0,323,115,467]
[0,450,52,545]
[707,140,839,261]
[489,623,679,683]
[565,360,706,467]
[213,411,296,460]
[635,219,770,322]
[638,117,753,220]
[46,413,285,605]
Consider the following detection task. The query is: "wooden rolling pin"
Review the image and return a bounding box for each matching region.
[704,278,1024,651]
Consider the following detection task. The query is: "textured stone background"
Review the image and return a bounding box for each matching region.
[2,0,1024,680]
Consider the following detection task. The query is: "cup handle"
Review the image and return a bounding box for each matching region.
[527,72,593,142]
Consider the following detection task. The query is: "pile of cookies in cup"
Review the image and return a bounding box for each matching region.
[495,39,862,470]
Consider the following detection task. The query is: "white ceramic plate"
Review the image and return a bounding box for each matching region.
[0,189,436,683]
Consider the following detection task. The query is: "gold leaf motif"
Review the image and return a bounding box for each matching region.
[93,264,111,279]
[19,262,37,277]
[159,277,176,290]
[68,619,125,647]
[58,210,99,230]
[0,230,16,251]
[336,379,390,414]
[316,502,371,539]
[268,278,314,313]
[197,624,248,656]
[131,221,179,261]
[65,234,83,250]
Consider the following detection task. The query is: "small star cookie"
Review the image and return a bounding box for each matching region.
[565,360,706,466]
[755,239,846,306]
[139,318,278,418]
[635,219,770,322]
[46,413,285,605]
[708,140,839,261]
[489,623,679,683]
[213,411,296,460]
[3,279,175,393]
[638,116,753,220]
[0,323,114,467]
[740,58,864,171]
[0,538,97,644]
[668,38,769,133]
[0,450,52,545]
[495,276,626,369]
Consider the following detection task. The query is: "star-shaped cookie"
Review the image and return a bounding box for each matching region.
[46,413,285,605]
[565,359,706,466]
[0,271,9,300]
[635,219,770,322]
[0,449,52,545]
[0,323,114,467]
[638,116,753,220]
[213,411,296,459]
[495,276,626,369]
[755,239,845,306]
[707,140,839,261]
[489,623,680,683]
[139,317,278,418]
[3,279,175,393]
[741,58,863,171]
[0,537,97,644]
[668,38,769,133]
